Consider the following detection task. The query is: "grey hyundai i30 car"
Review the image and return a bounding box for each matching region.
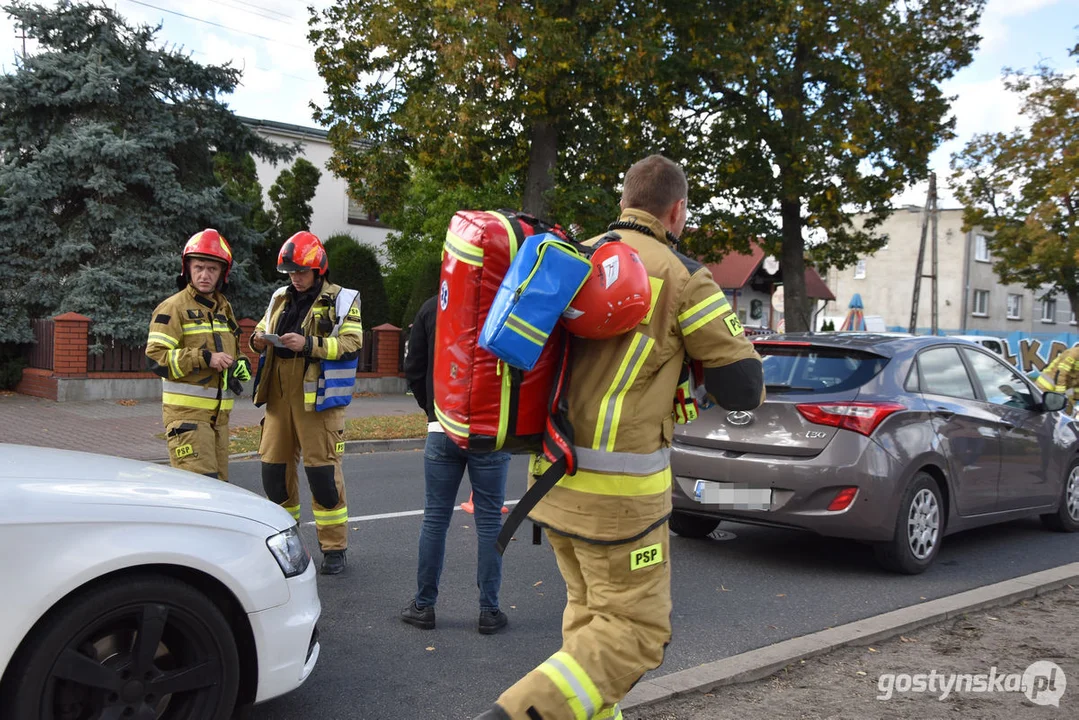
[670,333,1079,573]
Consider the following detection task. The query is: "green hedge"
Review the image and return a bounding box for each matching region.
[324,234,391,330]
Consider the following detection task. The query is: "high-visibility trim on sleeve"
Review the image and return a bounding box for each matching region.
[147,331,179,349]
[167,349,184,379]
[678,291,732,336]
[324,337,339,360]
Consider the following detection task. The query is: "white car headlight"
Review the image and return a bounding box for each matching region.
[266,525,311,578]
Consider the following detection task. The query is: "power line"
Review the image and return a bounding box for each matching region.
[120,0,309,50]
[225,0,293,21]
[214,0,293,25]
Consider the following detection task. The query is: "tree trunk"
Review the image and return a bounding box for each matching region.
[522,120,557,220]
[780,197,811,333]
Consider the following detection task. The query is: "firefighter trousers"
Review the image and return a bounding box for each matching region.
[495,522,672,719]
[258,357,349,552]
[165,418,229,481]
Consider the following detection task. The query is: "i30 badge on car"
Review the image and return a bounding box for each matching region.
[726,411,754,426]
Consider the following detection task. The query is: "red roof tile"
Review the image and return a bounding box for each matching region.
[703,245,835,301]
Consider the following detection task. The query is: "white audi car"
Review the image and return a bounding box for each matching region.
[0,444,321,720]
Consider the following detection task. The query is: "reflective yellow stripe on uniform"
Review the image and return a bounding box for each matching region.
[595,705,622,720]
[161,393,234,411]
[167,349,184,379]
[445,231,484,267]
[284,505,301,520]
[313,507,349,526]
[593,333,655,451]
[678,291,732,336]
[537,651,603,720]
[181,322,213,336]
[557,466,671,497]
[324,337,339,360]
[340,321,364,335]
[147,332,179,349]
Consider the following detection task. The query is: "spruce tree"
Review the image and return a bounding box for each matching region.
[0,1,292,344]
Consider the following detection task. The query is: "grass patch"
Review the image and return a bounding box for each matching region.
[228,412,427,454]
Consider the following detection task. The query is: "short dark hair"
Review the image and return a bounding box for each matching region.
[621,154,688,217]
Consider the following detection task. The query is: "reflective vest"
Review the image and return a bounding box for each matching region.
[315,289,361,411]
[251,281,364,411]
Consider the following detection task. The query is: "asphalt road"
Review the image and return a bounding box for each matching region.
[226,450,1079,720]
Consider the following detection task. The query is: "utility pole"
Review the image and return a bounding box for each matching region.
[909,173,938,335]
[16,23,27,60]
[930,174,939,335]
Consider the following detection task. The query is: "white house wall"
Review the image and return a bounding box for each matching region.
[248,127,393,253]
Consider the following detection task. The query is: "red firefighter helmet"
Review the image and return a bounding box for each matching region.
[563,240,651,339]
[181,228,233,281]
[277,231,328,275]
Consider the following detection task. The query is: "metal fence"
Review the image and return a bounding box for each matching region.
[25,319,54,370]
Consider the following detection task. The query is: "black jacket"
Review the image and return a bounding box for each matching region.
[404,296,437,422]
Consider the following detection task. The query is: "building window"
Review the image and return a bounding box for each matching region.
[854,259,866,279]
[972,289,989,317]
[1006,294,1022,320]
[975,234,990,262]
[1041,297,1057,323]
[347,194,382,226]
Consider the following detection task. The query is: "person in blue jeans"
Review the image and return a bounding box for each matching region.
[401,295,512,634]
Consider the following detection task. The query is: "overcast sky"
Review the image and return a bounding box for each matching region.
[1,0,1075,208]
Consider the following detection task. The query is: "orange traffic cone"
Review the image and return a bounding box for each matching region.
[460,492,509,514]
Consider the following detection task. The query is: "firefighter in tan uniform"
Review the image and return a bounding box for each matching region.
[1031,346,1079,414]
[146,229,249,481]
[251,231,363,575]
[477,155,765,720]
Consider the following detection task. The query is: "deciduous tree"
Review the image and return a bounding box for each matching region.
[950,42,1079,315]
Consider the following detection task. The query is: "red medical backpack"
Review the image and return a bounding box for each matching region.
[433,210,573,454]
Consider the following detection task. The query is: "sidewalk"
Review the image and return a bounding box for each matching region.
[626,566,1079,719]
[0,391,421,462]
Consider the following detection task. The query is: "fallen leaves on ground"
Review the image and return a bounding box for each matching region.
[116,399,138,406]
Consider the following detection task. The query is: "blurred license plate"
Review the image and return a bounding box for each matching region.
[693,480,771,510]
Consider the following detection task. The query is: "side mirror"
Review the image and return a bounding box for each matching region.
[1042,392,1067,413]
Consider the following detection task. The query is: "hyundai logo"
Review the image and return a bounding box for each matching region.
[726,411,754,426]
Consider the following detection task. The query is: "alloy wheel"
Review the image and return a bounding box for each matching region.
[906,488,940,560]
[46,602,223,720]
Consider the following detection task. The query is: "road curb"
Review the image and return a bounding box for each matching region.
[227,437,425,461]
[623,562,1079,711]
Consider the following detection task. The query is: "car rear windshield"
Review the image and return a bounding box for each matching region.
[756,344,888,393]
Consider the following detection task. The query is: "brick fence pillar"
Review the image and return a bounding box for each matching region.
[52,312,91,376]
[237,318,260,367]
[373,323,401,376]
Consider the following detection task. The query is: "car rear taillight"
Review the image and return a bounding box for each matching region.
[795,402,906,436]
[828,487,859,511]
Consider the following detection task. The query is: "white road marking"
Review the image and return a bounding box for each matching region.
[303,499,520,525]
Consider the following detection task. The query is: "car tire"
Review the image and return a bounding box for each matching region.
[669,511,721,539]
[1041,460,1079,532]
[874,472,943,575]
[2,573,240,720]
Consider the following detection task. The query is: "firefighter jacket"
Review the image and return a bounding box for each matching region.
[1034,346,1079,396]
[145,284,242,426]
[251,280,363,410]
[529,208,762,543]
